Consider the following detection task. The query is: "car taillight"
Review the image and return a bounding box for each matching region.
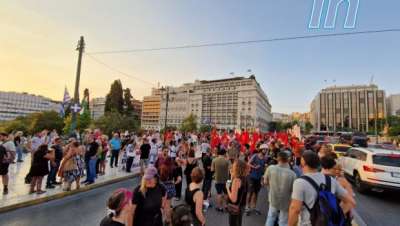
[363,165,385,173]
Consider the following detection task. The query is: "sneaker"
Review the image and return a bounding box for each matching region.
[17,160,24,163]
[245,207,251,216]
[36,190,46,195]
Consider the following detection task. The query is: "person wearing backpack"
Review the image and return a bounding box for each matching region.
[288,150,355,226]
[0,134,10,195]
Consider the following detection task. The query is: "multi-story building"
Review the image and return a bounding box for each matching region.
[387,94,400,116]
[310,84,386,132]
[141,88,161,130]
[89,97,106,120]
[132,99,142,121]
[159,76,272,131]
[0,91,59,121]
[272,112,290,123]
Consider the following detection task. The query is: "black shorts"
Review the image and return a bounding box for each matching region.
[0,163,9,175]
[247,177,262,194]
[215,183,227,195]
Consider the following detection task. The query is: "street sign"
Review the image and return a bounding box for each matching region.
[72,103,81,113]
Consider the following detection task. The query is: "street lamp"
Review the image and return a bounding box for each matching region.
[160,86,176,129]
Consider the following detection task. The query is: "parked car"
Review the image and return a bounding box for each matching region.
[340,147,400,193]
[328,144,352,158]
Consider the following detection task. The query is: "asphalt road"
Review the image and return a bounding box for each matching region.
[0,178,399,226]
[0,177,268,226]
[354,189,400,226]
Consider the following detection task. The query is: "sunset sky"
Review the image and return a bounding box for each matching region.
[1,1,400,113]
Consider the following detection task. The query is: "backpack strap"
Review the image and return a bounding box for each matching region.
[299,175,320,212]
[324,175,332,192]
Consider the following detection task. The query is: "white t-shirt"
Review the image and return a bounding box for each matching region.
[201,142,210,154]
[126,144,136,157]
[291,172,347,226]
[2,140,16,152]
[169,145,177,158]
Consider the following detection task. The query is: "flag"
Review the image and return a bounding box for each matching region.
[59,87,72,117]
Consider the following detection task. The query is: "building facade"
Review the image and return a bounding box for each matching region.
[132,99,142,121]
[272,112,290,123]
[0,91,59,121]
[141,88,161,130]
[159,76,272,131]
[89,97,106,120]
[310,84,386,132]
[387,94,400,116]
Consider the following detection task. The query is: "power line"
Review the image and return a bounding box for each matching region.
[87,28,400,55]
[85,53,157,86]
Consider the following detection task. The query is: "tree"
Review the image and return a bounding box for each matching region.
[304,121,313,134]
[123,88,134,116]
[200,124,212,133]
[63,111,92,134]
[180,114,198,132]
[29,111,64,134]
[105,80,124,114]
[93,111,139,136]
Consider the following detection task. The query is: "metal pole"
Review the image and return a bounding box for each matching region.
[71,36,85,134]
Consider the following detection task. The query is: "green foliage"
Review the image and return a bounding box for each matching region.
[93,111,139,136]
[105,80,124,114]
[268,121,283,132]
[304,121,313,134]
[180,114,198,132]
[29,111,64,134]
[123,88,134,116]
[199,124,212,133]
[63,111,92,134]
[0,111,65,134]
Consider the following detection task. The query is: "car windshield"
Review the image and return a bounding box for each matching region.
[373,154,400,167]
[335,146,350,153]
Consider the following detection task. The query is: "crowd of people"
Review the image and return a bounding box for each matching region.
[96,129,357,226]
[0,128,357,226]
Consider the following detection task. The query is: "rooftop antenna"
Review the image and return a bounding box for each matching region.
[370,75,374,85]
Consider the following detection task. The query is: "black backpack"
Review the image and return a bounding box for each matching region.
[301,175,346,226]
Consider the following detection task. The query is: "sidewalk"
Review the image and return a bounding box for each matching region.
[0,153,140,213]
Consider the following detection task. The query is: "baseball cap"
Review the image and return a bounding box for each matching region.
[143,166,158,180]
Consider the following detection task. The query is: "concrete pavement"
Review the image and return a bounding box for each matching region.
[0,153,140,212]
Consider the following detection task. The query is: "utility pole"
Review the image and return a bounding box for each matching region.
[164,87,170,129]
[71,36,85,134]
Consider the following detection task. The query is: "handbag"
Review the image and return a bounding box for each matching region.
[226,179,246,216]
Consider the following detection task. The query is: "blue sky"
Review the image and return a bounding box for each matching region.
[1,0,400,113]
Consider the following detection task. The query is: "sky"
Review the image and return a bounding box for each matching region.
[1,0,399,113]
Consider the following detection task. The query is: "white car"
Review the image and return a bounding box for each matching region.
[339,147,400,193]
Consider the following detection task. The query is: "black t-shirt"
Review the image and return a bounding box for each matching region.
[132,184,166,226]
[52,144,63,162]
[202,155,213,180]
[100,215,124,226]
[86,142,99,159]
[173,166,183,183]
[0,145,6,162]
[140,143,151,160]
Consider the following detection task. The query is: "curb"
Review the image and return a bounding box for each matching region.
[0,173,139,214]
[352,209,368,226]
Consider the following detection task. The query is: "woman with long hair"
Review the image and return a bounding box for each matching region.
[100,188,133,226]
[226,159,248,226]
[183,148,198,188]
[132,166,167,226]
[58,141,80,191]
[184,167,206,226]
[29,144,55,194]
[159,158,176,225]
